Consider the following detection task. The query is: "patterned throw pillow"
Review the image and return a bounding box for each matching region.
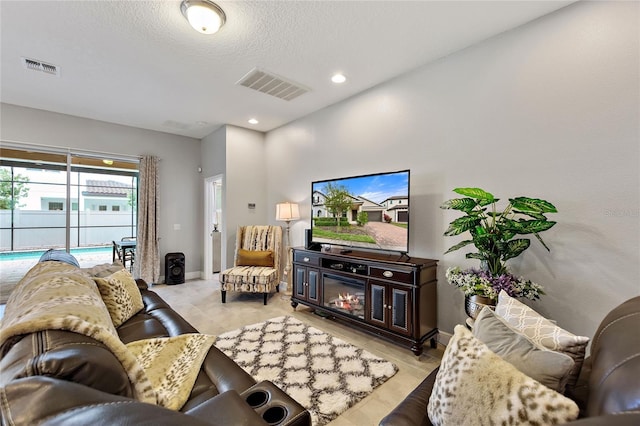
[93,268,144,327]
[473,307,575,392]
[83,261,127,278]
[495,290,589,389]
[427,325,579,426]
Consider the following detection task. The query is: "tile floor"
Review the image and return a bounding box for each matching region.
[152,277,443,426]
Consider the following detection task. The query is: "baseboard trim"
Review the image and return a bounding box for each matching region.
[437,330,452,346]
[159,271,201,284]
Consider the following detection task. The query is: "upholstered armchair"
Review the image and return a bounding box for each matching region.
[219,225,283,305]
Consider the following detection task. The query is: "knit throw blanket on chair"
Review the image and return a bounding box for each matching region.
[0,261,214,410]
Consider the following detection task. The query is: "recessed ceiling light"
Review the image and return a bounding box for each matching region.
[248,118,259,125]
[331,73,347,84]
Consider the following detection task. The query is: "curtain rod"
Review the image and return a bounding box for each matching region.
[0,139,143,163]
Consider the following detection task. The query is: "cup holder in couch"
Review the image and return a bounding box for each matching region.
[246,390,269,408]
[262,405,288,425]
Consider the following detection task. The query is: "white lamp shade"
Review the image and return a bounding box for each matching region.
[276,202,300,222]
[181,1,226,35]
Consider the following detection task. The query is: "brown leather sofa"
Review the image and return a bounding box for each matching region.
[0,279,311,426]
[380,296,640,426]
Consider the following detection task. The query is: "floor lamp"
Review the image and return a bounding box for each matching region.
[276,202,300,296]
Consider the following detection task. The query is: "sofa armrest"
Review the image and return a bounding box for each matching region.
[135,278,149,290]
[184,389,267,425]
[0,376,213,426]
[379,367,439,426]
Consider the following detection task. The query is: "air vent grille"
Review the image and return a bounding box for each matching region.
[22,57,59,76]
[237,68,309,101]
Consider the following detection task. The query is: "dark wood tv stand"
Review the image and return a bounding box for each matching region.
[290,247,438,355]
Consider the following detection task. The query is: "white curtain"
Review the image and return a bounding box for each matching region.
[135,155,160,283]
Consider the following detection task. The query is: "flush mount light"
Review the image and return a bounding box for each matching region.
[248,118,259,125]
[180,0,226,35]
[331,73,347,84]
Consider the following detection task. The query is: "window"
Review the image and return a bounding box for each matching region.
[48,202,63,211]
[0,146,138,252]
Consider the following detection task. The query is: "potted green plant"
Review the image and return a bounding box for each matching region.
[441,187,557,316]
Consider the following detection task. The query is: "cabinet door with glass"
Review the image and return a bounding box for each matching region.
[294,265,319,304]
[367,281,412,337]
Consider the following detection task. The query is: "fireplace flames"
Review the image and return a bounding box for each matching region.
[335,292,360,310]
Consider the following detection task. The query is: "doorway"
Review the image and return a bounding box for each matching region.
[204,175,223,279]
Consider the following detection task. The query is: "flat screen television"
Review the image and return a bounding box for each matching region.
[310,170,410,254]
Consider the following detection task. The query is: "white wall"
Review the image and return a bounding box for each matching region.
[0,104,204,280]
[201,125,268,269]
[265,1,639,339]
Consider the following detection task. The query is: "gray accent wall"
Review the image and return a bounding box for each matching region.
[0,104,204,281]
[264,1,639,339]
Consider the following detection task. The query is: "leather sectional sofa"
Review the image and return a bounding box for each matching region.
[0,267,311,426]
[380,295,640,426]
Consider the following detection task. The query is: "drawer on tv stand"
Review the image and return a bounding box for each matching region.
[294,251,320,266]
[369,267,414,284]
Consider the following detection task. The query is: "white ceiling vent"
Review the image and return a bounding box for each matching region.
[22,57,59,76]
[237,68,310,101]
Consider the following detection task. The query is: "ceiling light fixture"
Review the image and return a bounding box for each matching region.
[180,0,226,35]
[331,73,347,84]
[248,118,259,125]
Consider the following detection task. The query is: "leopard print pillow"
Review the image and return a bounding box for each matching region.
[427,325,579,426]
[94,268,144,327]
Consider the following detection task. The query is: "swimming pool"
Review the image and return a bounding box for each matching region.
[0,246,111,261]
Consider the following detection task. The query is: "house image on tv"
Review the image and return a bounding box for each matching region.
[381,196,409,223]
[312,190,407,224]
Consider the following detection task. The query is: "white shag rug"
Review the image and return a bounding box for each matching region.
[214,315,398,425]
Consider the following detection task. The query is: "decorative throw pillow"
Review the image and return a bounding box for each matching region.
[83,261,127,278]
[473,307,574,392]
[495,290,589,389]
[236,249,274,267]
[427,325,579,426]
[93,268,144,327]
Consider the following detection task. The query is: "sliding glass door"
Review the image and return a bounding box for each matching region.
[0,146,139,302]
[1,148,138,251]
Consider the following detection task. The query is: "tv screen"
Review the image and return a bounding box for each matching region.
[311,170,410,253]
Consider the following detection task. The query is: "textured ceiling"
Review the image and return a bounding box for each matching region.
[0,1,575,139]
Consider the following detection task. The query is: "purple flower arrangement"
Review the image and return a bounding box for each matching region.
[446,266,545,302]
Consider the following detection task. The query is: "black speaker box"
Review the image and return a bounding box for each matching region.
[165,252,185,285]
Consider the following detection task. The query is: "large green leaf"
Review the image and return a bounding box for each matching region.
[473,233,500,252]
[440,198,477,212]
[513,209,547,220]
[444,239,474,254]
[444,216,482,236]
[508,220,556,234]
[465,252,486,261]
[510,197,557,213]
[502,239,531,261]
[453,188,495,202]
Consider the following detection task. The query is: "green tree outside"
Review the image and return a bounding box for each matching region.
[0,168,30,209]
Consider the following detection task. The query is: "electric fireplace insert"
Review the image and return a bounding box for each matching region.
[322,273,365,320]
